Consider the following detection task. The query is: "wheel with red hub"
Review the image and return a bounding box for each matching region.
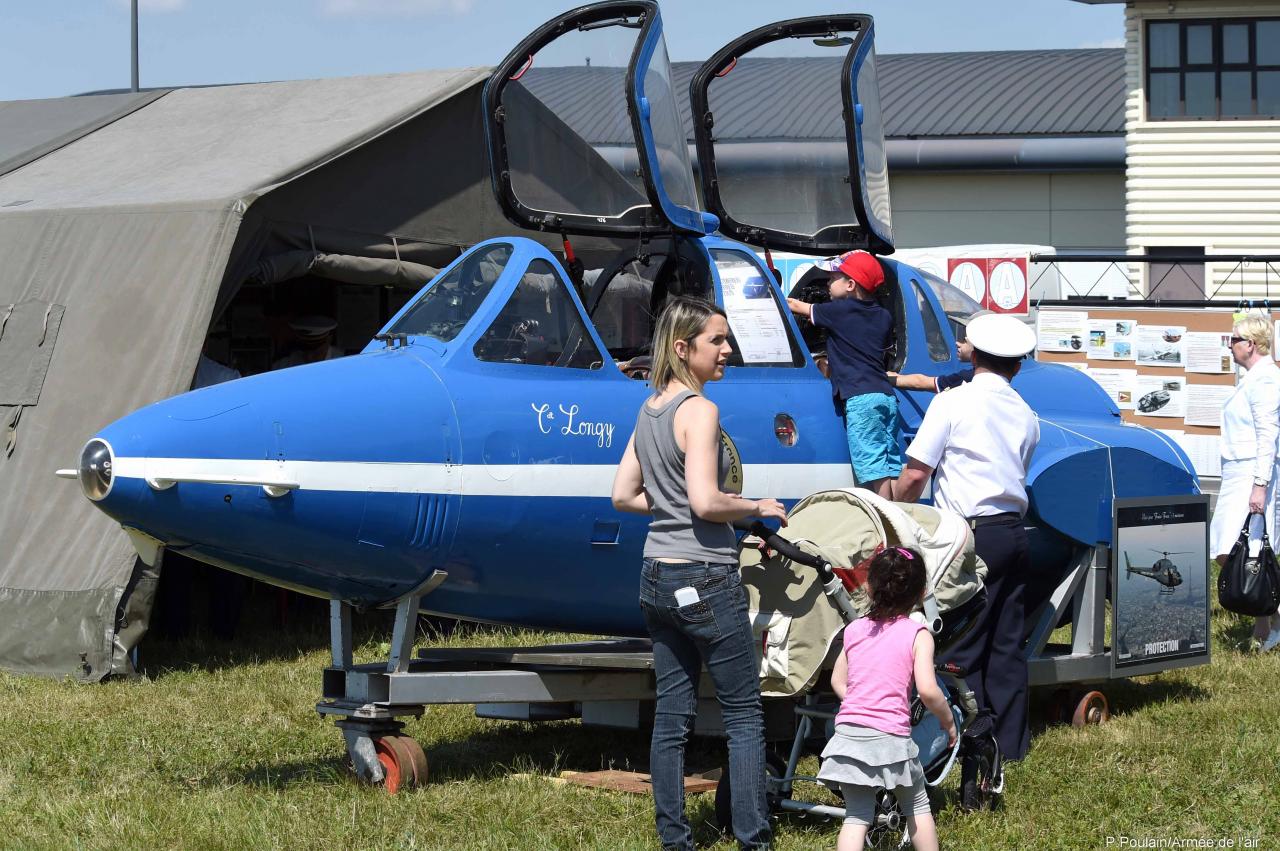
[1071,690,1110,727]
[373,734,428,793]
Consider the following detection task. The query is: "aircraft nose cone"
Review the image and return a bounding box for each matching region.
[78,438,114,501]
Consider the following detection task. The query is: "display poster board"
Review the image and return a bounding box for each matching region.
[1035,305,1280,479]
[1111,496,1211,677]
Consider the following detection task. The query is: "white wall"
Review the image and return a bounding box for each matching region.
[889,171,1125,250]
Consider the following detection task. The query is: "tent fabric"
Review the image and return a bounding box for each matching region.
[248,250,438,289]
[0,68,490,680]
[0,91,167,179]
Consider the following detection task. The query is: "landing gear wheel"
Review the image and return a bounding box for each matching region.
[714,751,789,831]
[866,788,907,849]
[373,734,427,793]
[1071,690,1110,727]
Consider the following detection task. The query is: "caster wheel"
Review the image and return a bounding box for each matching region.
[714,751,789,831]
[866,788,906,848]
[373,734,428,793]
[1071,690,1109,727]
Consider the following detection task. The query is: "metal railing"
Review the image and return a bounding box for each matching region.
[1029,253,1280,308]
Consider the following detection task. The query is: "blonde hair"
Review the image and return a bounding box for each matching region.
[1233,313,1272,356]
[649,297,727,393]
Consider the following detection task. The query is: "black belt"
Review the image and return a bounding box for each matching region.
[967,512,1022,530]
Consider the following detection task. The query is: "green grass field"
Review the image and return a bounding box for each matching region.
[1,593,1277,850]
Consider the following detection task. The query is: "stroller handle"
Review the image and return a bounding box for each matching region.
[746,521,834,581]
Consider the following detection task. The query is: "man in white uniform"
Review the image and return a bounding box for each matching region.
[893,313,1039,797]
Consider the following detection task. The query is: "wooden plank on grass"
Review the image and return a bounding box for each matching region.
[560,770,718,795]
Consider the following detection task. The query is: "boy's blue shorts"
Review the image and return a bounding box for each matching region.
[843,393,903,483]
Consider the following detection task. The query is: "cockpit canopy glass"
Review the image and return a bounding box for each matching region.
[918,270,983,338]
[493,5,697,233]
[501,24,651,222]
[692,16,893,253]
[387,243,513,341]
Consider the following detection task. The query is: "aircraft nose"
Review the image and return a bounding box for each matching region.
[73,348,462,604]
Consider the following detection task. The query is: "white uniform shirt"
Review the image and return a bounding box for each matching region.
[906,371,1040,518]
[1220,359,1280,483]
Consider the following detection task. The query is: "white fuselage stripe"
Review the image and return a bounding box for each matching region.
[111,457,856,499]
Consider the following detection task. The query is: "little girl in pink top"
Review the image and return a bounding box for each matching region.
[816,546,957,851]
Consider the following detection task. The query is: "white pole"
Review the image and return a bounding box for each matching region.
[131,0,139,92]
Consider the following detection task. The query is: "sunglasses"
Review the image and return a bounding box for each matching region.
[1230,336,1248,345]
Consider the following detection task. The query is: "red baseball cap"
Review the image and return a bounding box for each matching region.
[820,250,885,292]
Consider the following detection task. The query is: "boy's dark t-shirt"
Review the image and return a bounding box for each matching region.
[811,298,895,403]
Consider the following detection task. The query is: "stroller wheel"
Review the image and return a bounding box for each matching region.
[713,750,790,831]
[959,734,1002,812]
[866,788,908,849]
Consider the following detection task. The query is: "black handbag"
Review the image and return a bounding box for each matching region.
[1218,512,1280,617]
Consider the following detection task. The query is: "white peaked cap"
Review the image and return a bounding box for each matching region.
[965,313,1036,358]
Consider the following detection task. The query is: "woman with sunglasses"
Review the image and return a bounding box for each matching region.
[1210,313,1280,651]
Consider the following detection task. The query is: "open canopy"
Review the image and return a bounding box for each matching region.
[691,15,894,255]
[483,0,704,238]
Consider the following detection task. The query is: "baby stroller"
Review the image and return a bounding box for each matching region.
[715,489,1003,844]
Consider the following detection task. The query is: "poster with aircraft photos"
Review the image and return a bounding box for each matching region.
[1086,319,1136,361]
[1133,375,1187,418]
[1135,325,1185,367]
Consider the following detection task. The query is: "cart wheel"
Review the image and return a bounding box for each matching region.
[1071,690,1110,727]
[714,751,789,831]
[866,788,906,849]
[373,734,427,793]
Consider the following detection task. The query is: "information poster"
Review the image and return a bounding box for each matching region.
[1134,375,1187,417]
[1184,383,1235,427]
[1086,319,1136,360]
[1136,325,1185,367]
[715,256,792,364]
[1173,433,1222,477]
[1112,497,1210,674]
[1036,310,1088,352]
[1086,367,1138,409]
[1183,331,1234,374]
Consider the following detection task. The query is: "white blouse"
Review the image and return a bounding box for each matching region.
[1220,359,1280,483]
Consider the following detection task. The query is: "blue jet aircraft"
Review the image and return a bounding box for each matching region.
[63,3,1199,643]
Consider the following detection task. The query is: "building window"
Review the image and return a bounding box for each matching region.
[1146,18,1280,120]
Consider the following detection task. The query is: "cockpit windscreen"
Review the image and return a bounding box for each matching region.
[919,270,983,337]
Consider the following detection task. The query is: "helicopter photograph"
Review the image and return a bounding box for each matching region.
[1123,549,1186,593]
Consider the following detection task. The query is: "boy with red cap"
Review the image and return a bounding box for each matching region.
[788,250,900,497]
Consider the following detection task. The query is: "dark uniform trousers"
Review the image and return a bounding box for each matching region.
[943,513,1030,761]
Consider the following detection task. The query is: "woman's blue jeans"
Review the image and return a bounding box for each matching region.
[639,558,771,850]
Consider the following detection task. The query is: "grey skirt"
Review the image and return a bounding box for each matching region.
[816,723,924,791]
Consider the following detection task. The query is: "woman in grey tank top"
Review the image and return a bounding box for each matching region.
[612,297,788,851]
